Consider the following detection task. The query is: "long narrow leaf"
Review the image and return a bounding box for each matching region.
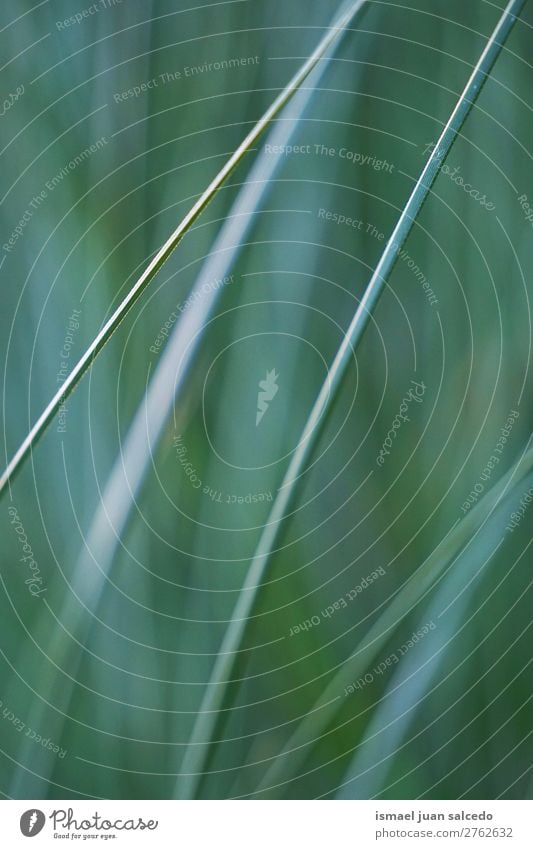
[334,525,511,799]
[176,0,527,799]
[255,443,533,796]
[6,0,370,795]
[0,0,367,496]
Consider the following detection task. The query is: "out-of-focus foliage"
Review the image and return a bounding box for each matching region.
[0,0,531,800]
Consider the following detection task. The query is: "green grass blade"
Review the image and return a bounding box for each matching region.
[334,518,514,799]
[4,0,371,795]
[0,0,367,497]
[256,443,533,796]
[176,0,527,798]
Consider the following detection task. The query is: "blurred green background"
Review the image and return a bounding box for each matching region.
[0,0,531,799]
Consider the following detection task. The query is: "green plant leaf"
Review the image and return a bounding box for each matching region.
[256,443,533,796]
[0,0,368,497]
[176,0,528,798]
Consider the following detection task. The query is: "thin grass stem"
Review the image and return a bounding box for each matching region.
[176,0,527,799]
[0,0,368,496]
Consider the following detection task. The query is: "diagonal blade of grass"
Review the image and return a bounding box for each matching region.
[6,0,371,796]
[0,0,367,497]
[256,443,533,796]
[176,0,527,798]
